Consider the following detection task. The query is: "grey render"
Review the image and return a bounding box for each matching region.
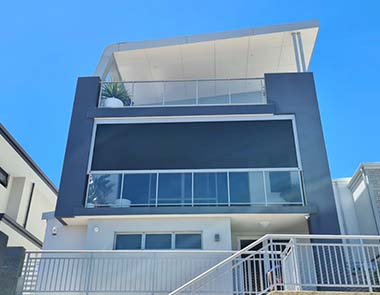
[55,72,340,235]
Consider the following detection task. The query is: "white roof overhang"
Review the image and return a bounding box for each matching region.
[95,20,319,81]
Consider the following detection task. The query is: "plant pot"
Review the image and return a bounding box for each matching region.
[103,97,124,108]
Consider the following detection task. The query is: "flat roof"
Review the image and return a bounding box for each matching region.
[95,20,319,81]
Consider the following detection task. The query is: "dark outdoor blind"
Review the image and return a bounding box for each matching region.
[91,120,298,170]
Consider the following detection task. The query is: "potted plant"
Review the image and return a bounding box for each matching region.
[87,175,115,207]
[101,82,133,107]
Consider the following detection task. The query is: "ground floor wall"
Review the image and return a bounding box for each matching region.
[44,214,310,251]
[43,216,87,250]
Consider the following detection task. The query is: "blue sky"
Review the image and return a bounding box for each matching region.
[0,0,379,186]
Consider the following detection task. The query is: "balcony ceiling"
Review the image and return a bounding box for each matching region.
[96,20,319,81]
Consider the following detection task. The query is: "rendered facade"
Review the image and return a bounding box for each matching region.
[44,20,340,251]
[0,124,57,249]
[19,20,380,295]
[333,163,380,235]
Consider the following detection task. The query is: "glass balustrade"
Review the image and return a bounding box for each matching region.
[98,78,266,108]
[85,169,304,208]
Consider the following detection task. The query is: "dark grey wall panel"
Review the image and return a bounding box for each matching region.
[56,73,341,236]
[55,77,100,217]
[265,72,340,235]
[91,120,298,170]
[87,103,276,118]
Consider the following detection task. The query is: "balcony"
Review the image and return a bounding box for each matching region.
[98,78,266,108]
[20,235,380,294]
[85,169,304,208]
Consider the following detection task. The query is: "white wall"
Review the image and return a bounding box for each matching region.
[0,134,57,247]
[0,221,39,250]
[43,215,87,250]
[352,179,379,235]
[86,216,232,250]
[43,215,232,250]
[332,178,360,235]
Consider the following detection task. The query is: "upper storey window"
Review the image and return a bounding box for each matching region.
[90,120,298,171]
[85,117,305,208]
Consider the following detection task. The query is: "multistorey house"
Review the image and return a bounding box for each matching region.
[20,21,379,295]
[0,124,57,249]
[46,20,339,251]
[333,163,380,236]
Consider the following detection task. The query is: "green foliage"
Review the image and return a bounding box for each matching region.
[87,175,115,205]
[101,82,132,106]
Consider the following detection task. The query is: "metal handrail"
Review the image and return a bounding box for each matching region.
[100,77,265,84]
[168,235,270,295]
[20,234,380,295]
[168,234,380,295]
[24,249,238,254]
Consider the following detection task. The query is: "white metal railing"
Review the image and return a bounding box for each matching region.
[169,234,380,295]
[19,235,380,295]
[21,250,231,294]
[98,78,266,108]
[85,168,305,208]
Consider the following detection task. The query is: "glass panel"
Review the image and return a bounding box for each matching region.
[115,234,142,250]
[229,172,265,205]
[132,82,164,106]
[157,173,192,205]
[100,82,133,107]
[198,80,229,104]
[230,79,264,104]
[175,234,202,249]
[145,234,172,249]
[86,174,122,208]
[122,174,157,206]
[164,81,196,105]
[265,171,302,204]
[194,172,228,205]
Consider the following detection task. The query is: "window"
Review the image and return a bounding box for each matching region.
[175,234,202,249]
[114,233,202,250]
[115,234,142,250]
[145,234,171,249]
[0,167,9,188]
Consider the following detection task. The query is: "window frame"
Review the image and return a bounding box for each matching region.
[114,232,203,250]
[0,167,9,188]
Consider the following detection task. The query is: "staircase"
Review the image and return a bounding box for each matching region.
[19,234,380,294]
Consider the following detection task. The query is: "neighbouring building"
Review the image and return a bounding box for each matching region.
[333,163,380,235]
[22,20,377,295]
[0,124,57,249]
